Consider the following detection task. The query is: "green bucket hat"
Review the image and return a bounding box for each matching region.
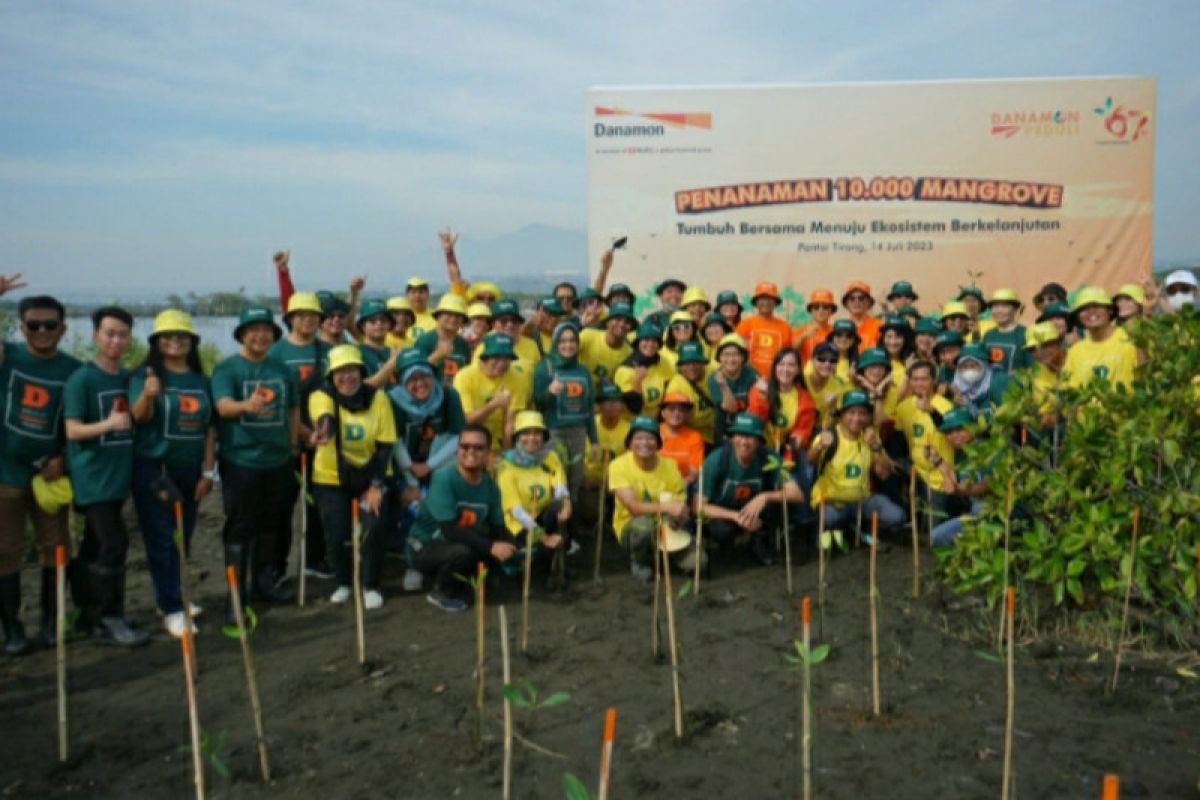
[606,301,637,324]
[701,311,732,334]
[956,286,985,304]
[605,283,633,304]
[938,407,976,434]
[880,314,911,336]
[831,319,860,340]
[317,290,350,316]
[957,343,989,365]
[479,332,516,360]
[856,347,890,371]
[932,331,964,354]
[837,389,873,414]
[355,298,391,332]
[914,316,941,335]
[234,305,282,343]
[895,304,921,321]
[887,281,918,301]
[539,296,567,316]
[396,349,433,382]
[490,298,525,322]
[726,412,765,440]
[675,341,708,365]
[596,379,623,403]
[624,415,663,448]
[633,321,663,343]
[655,278,687,296]
[714,290,741,309]
[1036,301,1071,323]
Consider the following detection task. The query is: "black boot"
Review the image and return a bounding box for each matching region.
[0,573,32,656]
[253,562,295,604]
[91,565,149,648]
[67,557,93,635]
[37,567,56,648]
[224,543,251,624]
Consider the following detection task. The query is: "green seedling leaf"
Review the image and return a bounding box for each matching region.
[210,756,231,779]
[541,691,572,708]
[974,649,1002,664]
[563,771,594,800]
[677,578,693,599]
[502,683,531,708]
[221,606,258,639]
[809,643,831,664]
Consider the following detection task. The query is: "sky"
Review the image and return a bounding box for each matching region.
[1,0,1198,297]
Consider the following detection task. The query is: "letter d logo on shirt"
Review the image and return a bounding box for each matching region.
[21,384,50,409]
[844,463,862,479]
[345,423,366,441]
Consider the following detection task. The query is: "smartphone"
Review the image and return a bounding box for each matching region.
[612,236,628,250]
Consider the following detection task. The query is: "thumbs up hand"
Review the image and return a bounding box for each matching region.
[143,367,162,399]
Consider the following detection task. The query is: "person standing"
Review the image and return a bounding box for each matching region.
[981,289,1031,374]
[129,310,216,637]
[64,306,149,646]
[453,332,530,453]
[532,322,596,520]
[415,294,472,387]
[793,289,836,365]
[708,334,757,446]
[1064,288,1138,389]
[842,282,882,349]
[0,284,80,654]
[613,322,675,421]
[355,299,402,387]
[736,282,792,378]
[579,301,635,386]
[212,305,300,617]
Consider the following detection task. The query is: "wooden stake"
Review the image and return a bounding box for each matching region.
[659,527,684,740]
[499,606,513,800]
[925,482,934,552]
[1110,509,1141,695]
[694,460,704,596]
[597,707,617,800]
[650,512,662,659]
[174,501,198,675]
[297,452,308,608]
[1001,585,1016,800]
[855,501,863,549]
[817,502,826,640]
[521,520,534,654]
[780,446,792,596]
[1101,773,1119,800]
[180,630,205,800]
[350,500,366,664]
[475,562,487,746]
[594,451,610,585]
[225,565,271,782]
[909,468,920,598]
[801,596,812,800]
[869,512,881,718]
[55,545,68,763]
[997,478,1015,651]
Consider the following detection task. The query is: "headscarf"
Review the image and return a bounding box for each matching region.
[547,320,581,369]
[502,437,555,469]
[952,358,993,413]
[387,363,445,422]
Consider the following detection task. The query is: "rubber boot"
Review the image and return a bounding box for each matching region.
[224,543,250,624]
[0,573,32,656]
[253,562,295,604]
[91,565,149,648]
[66,557,93,635]
[37,567,56,648]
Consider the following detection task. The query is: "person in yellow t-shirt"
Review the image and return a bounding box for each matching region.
[385,296,416,351]
[483,298,542,370]
[581,381,630,524]
[1063,287,1137,390]
[308,345,397,610]
[1020,321,1066,428]
[804,342,850,428]
[607,416,703,581]
[495,412,570,582]
[580,301,635,387]
[807,390,905,542]
[404,277,437,339]
[453,333,530,452]
[665,341,716,444]
[853,347,902,428]
[893,361,954,493]
[613,321,676,422]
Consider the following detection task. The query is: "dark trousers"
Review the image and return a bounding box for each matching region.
[275,453,326,572]
[411,539,477,597]
[130,458,199,614]
[706,505,781,547]
[77,500,129,619]
[313,484,387,590]
[220,460,292,570]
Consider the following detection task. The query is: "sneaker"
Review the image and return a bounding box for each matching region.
[163,611,198,638]
[94,616,151,648]
[363,589,384,610]
[861,533,893,554]
[630,562,653,583]
[426,591,468,612]
[568,539,581,556]
[157,602,204,619]
[329,586,352,604]
[402,568,423,592]
[305,561,336,581]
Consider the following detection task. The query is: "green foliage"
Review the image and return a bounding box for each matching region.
[940,310,1200,632]
[221,606,258,640]
[502,677,571,711]
[676,578,693,599]
[180,730,231,779]
[563,772,594,800]
[784,640,831,667]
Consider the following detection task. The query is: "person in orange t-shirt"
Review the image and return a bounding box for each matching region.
[843,281,881,349]
[793,288,837,365]
[736,282,793,378]
[658,392,705,484]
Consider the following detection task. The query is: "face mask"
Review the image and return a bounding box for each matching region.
[1168,292,1195,311]
[958,367,984,383]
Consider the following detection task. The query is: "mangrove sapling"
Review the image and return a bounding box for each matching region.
[1110,509,1141,695]
[659,528,684,740]
[502,678,571,735]
[783,597,828,800]
[563,772,596,800]
[1002,586,1016,800]
[455,564,489,746]
[180,730,231,782]
[224,565,271,782]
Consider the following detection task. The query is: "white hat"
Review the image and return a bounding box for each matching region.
[1164,270,1199,289]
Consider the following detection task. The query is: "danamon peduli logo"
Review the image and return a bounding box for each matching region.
[593,107,712,137]
[1093,97,1150,143]
[990,109,1081,138]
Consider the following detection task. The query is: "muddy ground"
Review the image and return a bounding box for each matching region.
[3,497,1198,799]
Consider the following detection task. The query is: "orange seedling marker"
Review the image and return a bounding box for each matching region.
[55,545,68,762]
[869,512,880,717]
[598,707,617,800]
[180,630,205,799]
[1101,773,1119,800]
[1001,585,1016,800]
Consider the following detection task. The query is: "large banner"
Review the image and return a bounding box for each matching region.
[586,77,1156,317]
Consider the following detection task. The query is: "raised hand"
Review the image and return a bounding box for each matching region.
[142,367,162,399]
[439,228,458,253]
[549,373,564,395]
[272,251,290,272]
[0,273,27,295]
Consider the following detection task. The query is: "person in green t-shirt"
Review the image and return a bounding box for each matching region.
[981,289,1031,375]
[408,424,517,611]
[0,285,81,655]
[699,413,802,568]
[64,306,149,647]
[355,298,401,388]
[128,309,216,638]
[212,305,300,616]
[414,294,471,387]
[708,333,757,446]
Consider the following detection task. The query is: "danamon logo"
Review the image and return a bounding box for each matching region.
[990,110,1080,138]
[593,107,711,137]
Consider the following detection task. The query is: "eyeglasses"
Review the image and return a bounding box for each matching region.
[846,294,869,302]
[1167,286,1195,296]
[671,322,692,329]
[458,442,487,452]
[810,304,836,312]
[814,356,837,365]
[23,319,62,332]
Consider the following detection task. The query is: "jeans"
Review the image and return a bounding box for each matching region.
[820,494,906,533]
[313,484,387,590]
[130,458,200,614]
[219,459,293,571]
[932,497,984,547]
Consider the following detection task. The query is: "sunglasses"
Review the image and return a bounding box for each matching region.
[458,442,487,452]
[23,319,62,332]
[671,322,693,329]
[810,304,836,312]
[846,294,869,302]
[814,356,837,365]
[1167,286,1195,296]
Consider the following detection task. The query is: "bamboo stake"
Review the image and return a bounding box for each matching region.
[475,562,487,746]
[297,452,308,608]
[594,451,610,585]
[1001,585,1016,800]
[817,502,826,640]
[650,507,663,659]
[997,478,1015,651]
[521,519,534,654]
[351,500,366,664]
[869,512,881,718]
[225,565,270,782]
[174,501,198,675]
[855,501,863,549]
[909,468,919,598]
[180,630,205,800]
[1101,774,1119,800]
[597,707,616,800]
[925,482,934,552]
[499,606,513,800]
[694,460,704,596]
[780,445,792,596]
[659,527,684,740]
[801,596,812,800]
[1110,509,1141,695]
[55,545,68,763]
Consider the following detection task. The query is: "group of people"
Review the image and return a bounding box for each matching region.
[1,231,1193,655]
